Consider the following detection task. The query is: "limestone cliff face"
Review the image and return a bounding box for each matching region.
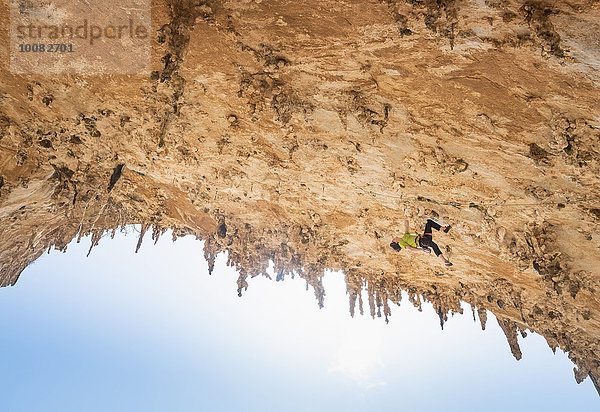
[1,0,600,390]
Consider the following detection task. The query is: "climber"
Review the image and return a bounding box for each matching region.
[390,219,453,266]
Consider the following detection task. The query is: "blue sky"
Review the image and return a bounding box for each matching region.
[0,227,597,411]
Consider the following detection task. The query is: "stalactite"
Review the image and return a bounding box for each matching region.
[497,318,523,361]
[358,288,364,316]
[86,230,103,257]
[152,225,167,245]
[349,290,357,317]
[236,270,248,297]
[135,223,149,253]
[588,372,600,397]
[383,296,391,324]
[477,307,488,331]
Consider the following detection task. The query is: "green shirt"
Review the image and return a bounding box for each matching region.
[396,232,419,249]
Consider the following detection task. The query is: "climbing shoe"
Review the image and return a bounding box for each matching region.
[445,261,453,267]
[443,225,452,233]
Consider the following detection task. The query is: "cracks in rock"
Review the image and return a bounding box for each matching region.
[520,1,567,59]
[271,88,310,125]
[423,0,458,49]
[549,115,600,174]
[158,0,213,85]
[153,0,214,147]
[383,0,576,59]
[0,115,10,140]
[75,113,101,138]
[381,0,458,48]
[348,90,391,134]
[238,72,282,119]
[400,143,469,176]
[528,142,553,165]
[238,42,291,73]
[236,43,310,125]
[50,165,75,200]
[381,0,414,36]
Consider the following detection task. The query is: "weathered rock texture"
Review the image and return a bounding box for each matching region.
[1,0,600,392]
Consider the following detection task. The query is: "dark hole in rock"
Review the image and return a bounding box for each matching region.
[39,139,53,148]
[107,164,124,192]
[217,222,227,238]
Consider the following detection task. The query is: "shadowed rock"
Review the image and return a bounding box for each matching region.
[1,0,600,395]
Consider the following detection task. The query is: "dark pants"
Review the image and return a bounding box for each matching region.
[419,219,443,256]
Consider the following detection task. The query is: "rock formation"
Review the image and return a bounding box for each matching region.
[1,0,599,393]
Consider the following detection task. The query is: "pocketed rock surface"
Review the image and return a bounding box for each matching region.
[1,0,600,391]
